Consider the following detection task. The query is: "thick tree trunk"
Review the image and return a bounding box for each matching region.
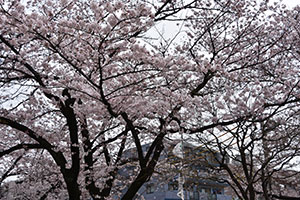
[120,168,151,200]
[66,182,81,200]
[121,140,164,200]
[63,173,81,200]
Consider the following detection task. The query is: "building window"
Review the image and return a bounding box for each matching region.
[212,188,222,194]
[168,182,178,191]
[146,184,155,194]
[205,188,211,194]
[189,190,199,200]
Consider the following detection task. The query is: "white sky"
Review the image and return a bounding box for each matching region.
[280,0,299,8]
[145,0,299,47]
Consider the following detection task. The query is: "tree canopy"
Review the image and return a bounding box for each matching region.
[0,0,299,199]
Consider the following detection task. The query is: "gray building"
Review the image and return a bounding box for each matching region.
[123,142,232,200]
[140,179,231,200]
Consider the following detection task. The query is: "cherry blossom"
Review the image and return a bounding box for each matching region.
[0,0,299,199]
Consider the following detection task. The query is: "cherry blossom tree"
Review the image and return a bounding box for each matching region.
[193,116,300,200]
[186,2,300,199]
[0,0,299,199]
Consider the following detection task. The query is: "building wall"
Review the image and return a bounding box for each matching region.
[139,182,232,200]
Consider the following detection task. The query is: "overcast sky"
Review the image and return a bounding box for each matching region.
[280,0,299,8]
[146,0,299,47]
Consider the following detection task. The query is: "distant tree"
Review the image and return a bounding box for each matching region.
[0,0,299,199]
[194,116,300,200]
